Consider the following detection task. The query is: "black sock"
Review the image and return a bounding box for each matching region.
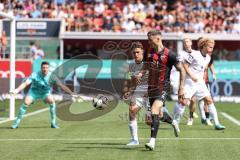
[190,111,194,118]
[160,112,173,124]
[151,114,160,138]
[205,112,210,119]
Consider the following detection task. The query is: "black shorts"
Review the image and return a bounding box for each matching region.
[148,89,167,107]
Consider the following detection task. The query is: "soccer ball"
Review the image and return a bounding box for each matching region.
[92,94,109,110]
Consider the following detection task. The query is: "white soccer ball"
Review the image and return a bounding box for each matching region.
[92,94,108,110]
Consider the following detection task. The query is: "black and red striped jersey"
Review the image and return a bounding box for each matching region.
[144,47,179,92]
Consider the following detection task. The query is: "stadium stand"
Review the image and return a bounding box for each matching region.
[0,0,239,33]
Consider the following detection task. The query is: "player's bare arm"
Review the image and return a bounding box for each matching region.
[121,67,132,99]
[136,66,147,84]
[174,62,186,102]
[209,63,217,80]
[58,82,74,95]
[54,77,75,95]
[10,81,31,95]
[122,71,141,100]
[183,62,198,82]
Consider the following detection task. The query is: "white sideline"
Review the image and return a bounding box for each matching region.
[0,108,49,124]
[221,112,240,126]
[0,138,240,141]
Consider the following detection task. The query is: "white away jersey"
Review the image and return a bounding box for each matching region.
[177,49,192,62]
[185,51,211,82]
[170,49,196,86]
[128,61,148,90]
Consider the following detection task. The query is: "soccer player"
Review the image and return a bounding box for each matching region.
[172,38,214,126]
[173,38,225,130]
[10,61,76,129]
[201,54,216,123]
[124,42,178,146]
[140,30,186,150]
[171,38,199,125]
[123,41,150,146]
[189,37,215,126]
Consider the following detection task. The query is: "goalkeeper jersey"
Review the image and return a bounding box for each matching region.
[26,71,57,95]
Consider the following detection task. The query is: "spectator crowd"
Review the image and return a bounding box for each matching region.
[0,0,240,33]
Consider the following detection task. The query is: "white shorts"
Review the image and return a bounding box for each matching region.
[170,67,180,95]
[130,85,149,111]
[135,97,150,111]
[184,79,211,100]
[171,81,179,95]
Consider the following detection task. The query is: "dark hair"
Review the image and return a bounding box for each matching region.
[30,41,35,45]
[197,37,204,42]
[41,61,49,67]
[147,30,162,37]
[131,41,144,50]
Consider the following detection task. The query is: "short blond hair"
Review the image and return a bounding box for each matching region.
[198,38,215,50]
[183,38,192,43]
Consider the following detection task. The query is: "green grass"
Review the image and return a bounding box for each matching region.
[0,100,47,118]
[0,100,240,160]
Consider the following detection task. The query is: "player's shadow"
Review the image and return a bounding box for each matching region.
[14,126,52,129]
[64,142,125,145]
[140,148,163,152]
[65,146,142,150]
[138,126,173,130]
[63,142,144,150]
[56,149,73,152]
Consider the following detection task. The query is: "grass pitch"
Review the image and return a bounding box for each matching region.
[0,100,240,160]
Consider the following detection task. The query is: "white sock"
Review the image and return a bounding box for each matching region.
[208,103,220,125]
[149,137,155,145]
[179,103,186,116]
[173,102,180,120]
[198,100,206,120]
[129,120,138,141]
[173,102,185,122]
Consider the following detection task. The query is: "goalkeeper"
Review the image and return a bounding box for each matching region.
[10,61,75,129]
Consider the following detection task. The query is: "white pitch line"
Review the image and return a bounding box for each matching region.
[0,138,240,141]
[221,112,240,126]
[0,108,49,124]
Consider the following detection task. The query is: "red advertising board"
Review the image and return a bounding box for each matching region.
[0,60,32,78]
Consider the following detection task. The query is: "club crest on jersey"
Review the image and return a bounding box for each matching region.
[160,55,166,62]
